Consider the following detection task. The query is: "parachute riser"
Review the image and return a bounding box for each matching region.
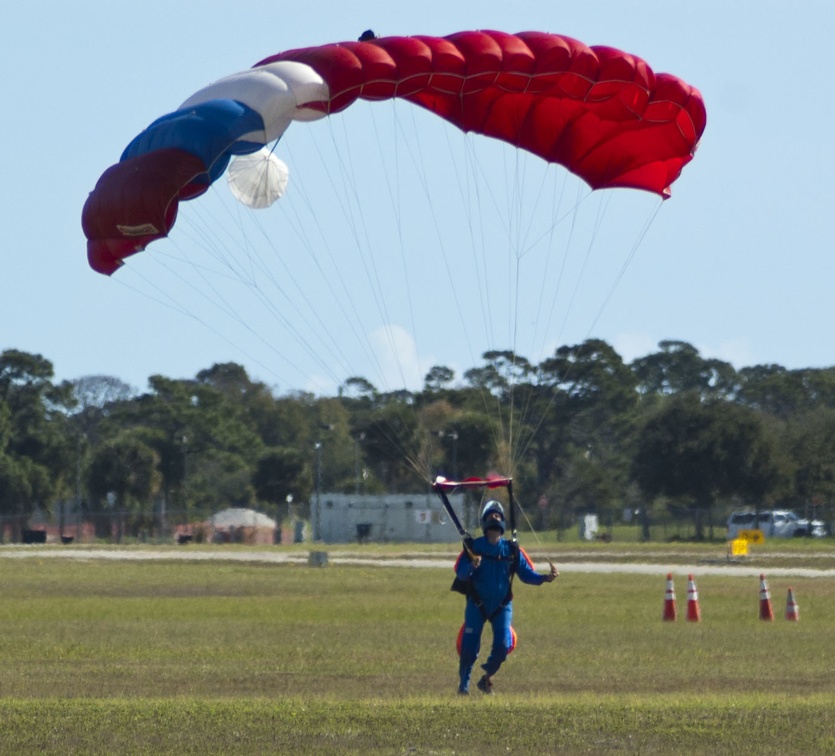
[433,475,517,551]
[432,483,476,558]
[507,480,555,573]
[507,480,519,543]
[434,475,557,575]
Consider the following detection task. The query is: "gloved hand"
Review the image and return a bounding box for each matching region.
[545,562,559,582]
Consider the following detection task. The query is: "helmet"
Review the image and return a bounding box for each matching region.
[480,500,506,534]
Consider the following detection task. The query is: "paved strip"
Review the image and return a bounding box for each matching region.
[2,548,834,578]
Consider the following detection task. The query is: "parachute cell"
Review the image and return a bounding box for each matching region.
[83,30,706,274]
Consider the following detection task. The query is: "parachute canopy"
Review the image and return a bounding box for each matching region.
[226,148,289,208]
[82,30,706,275]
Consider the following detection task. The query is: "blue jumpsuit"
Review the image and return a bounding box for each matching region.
[455,536,546,692]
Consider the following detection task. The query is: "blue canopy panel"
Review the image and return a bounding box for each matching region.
[120,99,266,191]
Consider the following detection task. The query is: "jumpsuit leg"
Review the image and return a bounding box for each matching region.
[481,603,513,677]
[458,600,485,692]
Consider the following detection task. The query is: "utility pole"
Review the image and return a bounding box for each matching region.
[314,441,322,541]
[354,432,366,495]
[313,423,332,542]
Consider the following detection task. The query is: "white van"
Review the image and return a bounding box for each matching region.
[726,510,826,539]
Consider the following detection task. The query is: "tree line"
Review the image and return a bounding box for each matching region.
[2,338,834,542]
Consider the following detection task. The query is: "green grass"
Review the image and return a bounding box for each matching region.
[1,549,834,753]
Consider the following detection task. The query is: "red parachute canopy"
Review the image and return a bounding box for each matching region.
[262,31,705,195]
[83,31,705,274]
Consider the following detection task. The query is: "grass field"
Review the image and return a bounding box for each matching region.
[1,543,834,754]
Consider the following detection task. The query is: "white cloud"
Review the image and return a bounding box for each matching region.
[302,373,339,397]
[610,332,660,364]
[697,338,757,369]
[612,331,758,369]
[369,324,434,393]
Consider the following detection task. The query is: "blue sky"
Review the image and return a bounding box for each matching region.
[3,1,834,395]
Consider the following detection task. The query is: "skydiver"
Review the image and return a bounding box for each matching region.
[454,500,558,695]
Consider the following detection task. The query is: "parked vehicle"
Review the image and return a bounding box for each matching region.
[726,510,826,539]
[797,515,828,537]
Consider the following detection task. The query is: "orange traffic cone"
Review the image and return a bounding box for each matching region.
[759,573,774,621]
[686,574,702,622]
[663,573,677,622]
[785,587,799,621]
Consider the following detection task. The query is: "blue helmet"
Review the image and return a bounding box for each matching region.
[480,500,506,534]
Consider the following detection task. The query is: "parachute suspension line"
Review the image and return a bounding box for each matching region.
[510,187,611,460]
[511,178,596,470]
[510,181,594,374]
[332,104,417,394]
[174,186,356,386]
[373,119,507,480]
[146,213,288,347]
[505,149,523,351]
[513,158,555,264]
[506,188,603,472]
[435,131,558,481]
[384,103,481,482]
[510,197,662,468]
[114,246,314,386]
[365,99,464,408]
[291,105,428,476]
[294,116,388,381]
[509,194,663,470]
[115,257,222,324]
[483,147,553,479]
[505,169,566,470]
[513,490,547,549]
[456,130,496,365]
[388,109,500,482]
[278,115,414,393]
[274,136,397,386]
[584,199,663,336]
[479,151,560,477]
[384,101,429,393]
[553,188,611,346]
[304,110,432,475]
[457,133,517,473]
[194,186,347,366]
[323,113,409,388]
[304,102,434,478]
[448,142,589,479]
[502,152,530,478]
[458,141,540,479]
[502,148,547,478]
[504,255,524,478]
[383,107,500,481]
[457,135,530,356]
[386,108,496,410]
[527,170,571,359]
[177,115,428,396]
[227,194,358,375]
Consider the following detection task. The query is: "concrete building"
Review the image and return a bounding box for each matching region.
[311,491,474,544]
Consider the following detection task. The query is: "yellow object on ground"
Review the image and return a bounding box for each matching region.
[729,538,750,557]
[738,529,765,545]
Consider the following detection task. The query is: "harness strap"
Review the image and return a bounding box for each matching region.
[453,542,520,621]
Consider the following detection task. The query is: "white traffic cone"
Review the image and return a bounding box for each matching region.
[759,573,774,622]
[785,587,799,622]
[686,574,701,622]
[663,573,677,622]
